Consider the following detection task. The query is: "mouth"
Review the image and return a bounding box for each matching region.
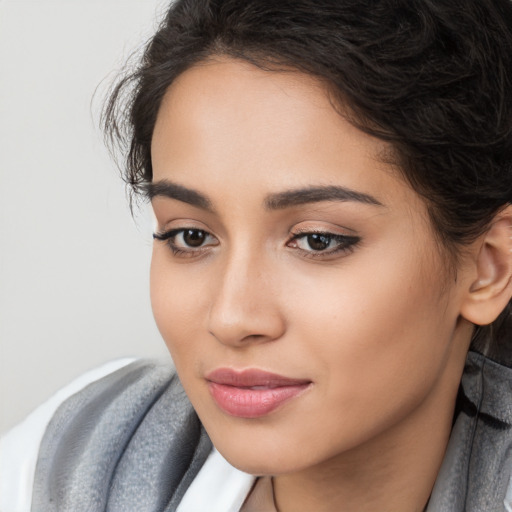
[205,368,312,418]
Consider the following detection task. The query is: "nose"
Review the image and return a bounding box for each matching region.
[207,252,286,347]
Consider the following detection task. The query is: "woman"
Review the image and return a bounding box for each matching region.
[2,0,512,510]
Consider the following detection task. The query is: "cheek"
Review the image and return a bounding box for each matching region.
[286,246,454,398]
[150,250,208,360]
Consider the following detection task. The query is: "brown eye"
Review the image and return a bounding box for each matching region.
[153,227,218,256]
[183,229,207,247]
[306,233,331,251]
[287,230,361,259]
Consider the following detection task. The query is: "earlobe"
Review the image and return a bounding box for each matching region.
[461,206,512,326]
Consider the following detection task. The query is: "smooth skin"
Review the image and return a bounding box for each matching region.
[149,58,512,511]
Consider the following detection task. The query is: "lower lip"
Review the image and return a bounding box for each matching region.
[207,382,310,418]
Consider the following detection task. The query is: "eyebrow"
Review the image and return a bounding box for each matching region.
[264,185,383,209]
[143,180,213,211]
[144,180,383,211]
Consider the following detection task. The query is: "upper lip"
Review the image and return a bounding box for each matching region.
[205,368,311,388]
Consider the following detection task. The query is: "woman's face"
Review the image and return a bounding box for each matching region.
[150,59,473,475]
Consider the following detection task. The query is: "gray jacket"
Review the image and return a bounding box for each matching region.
[32,351,512,511]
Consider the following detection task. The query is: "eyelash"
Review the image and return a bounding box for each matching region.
[287,229,360,259]
[153,228,218,257]
[153,227,360,259]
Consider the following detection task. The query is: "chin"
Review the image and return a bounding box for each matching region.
[205,424,321,476]
[219,448,297,476]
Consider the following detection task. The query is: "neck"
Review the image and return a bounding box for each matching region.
[272,324,473,512]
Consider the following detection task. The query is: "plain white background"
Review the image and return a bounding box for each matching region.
[0,0,173,434]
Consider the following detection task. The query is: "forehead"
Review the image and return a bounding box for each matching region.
[151,58,415,210]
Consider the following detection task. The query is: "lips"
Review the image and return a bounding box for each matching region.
[205,368,311,418]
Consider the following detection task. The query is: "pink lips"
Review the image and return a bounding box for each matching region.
[206,368,311,418]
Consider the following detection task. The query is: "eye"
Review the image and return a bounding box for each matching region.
[287,231,360,258]
[178,229,208,247]
[299,233,334,251]
[153,227,218,256]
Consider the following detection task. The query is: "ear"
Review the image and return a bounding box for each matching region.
[460,205,512,326]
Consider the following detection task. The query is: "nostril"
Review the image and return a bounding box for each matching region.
[207,314,285,347]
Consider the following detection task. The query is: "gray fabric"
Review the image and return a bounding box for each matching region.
[427,352,512,511]
[32,352,512,511]
[31,360,212,512]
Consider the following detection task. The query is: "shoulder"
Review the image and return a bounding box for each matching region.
[27,358,211,511]
[0,358,136,512]
[428,351,512,512]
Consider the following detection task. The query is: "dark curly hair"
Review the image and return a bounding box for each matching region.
[103,0,512,362]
